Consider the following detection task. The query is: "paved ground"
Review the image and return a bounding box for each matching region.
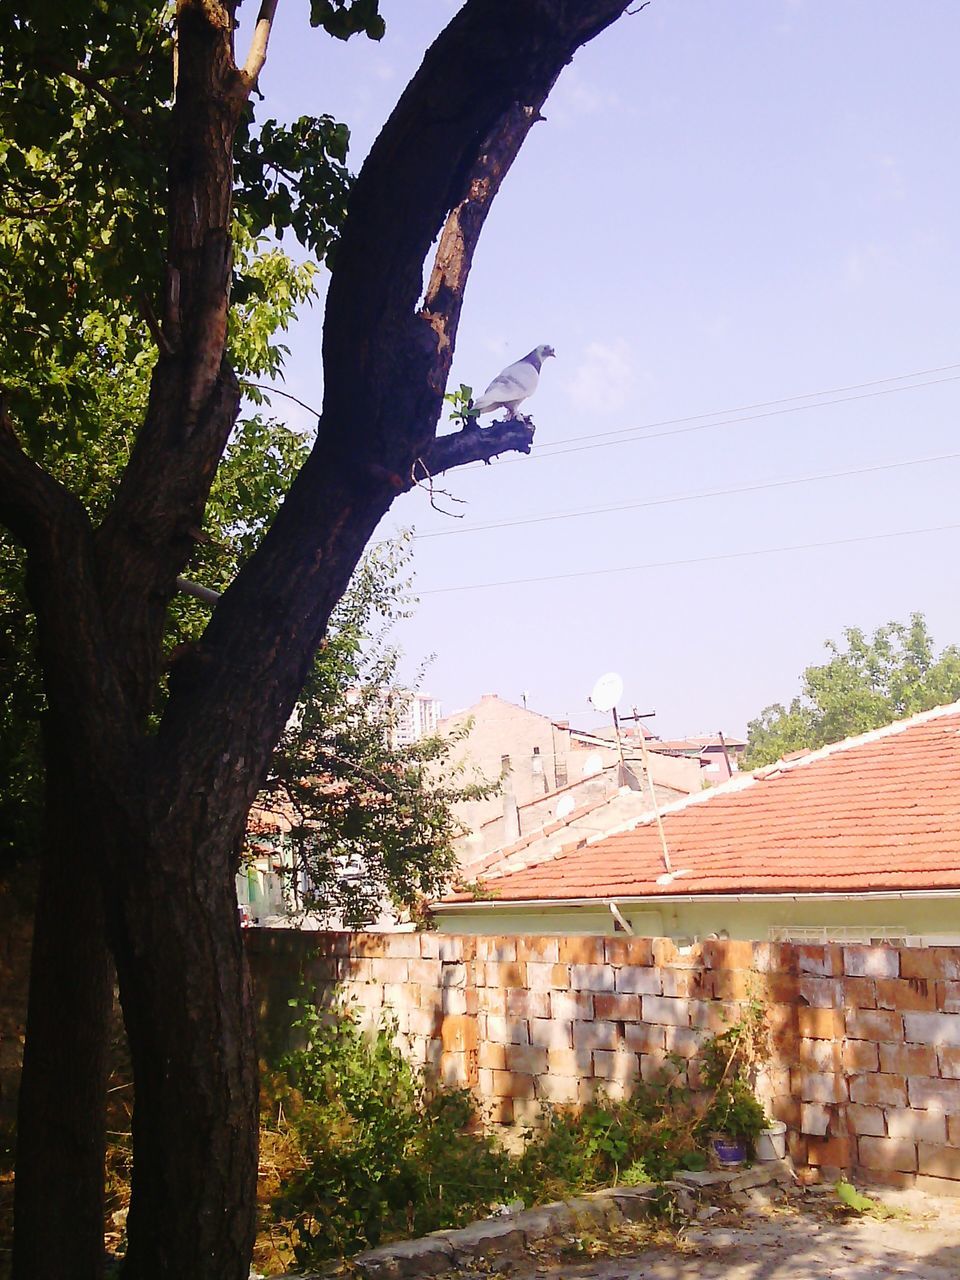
[504,1190,960,1280]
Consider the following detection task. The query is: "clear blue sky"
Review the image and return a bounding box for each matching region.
[255,1,960,738]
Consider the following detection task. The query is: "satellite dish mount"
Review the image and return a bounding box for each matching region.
[588,670,674,876]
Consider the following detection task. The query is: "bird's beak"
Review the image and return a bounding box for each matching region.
[545,346,556,359]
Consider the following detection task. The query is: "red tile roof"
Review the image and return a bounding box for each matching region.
[441,703,960,904]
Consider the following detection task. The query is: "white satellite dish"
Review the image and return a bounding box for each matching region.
[556,794,576,821]
[582,751,604,778]
[589,671,623,714]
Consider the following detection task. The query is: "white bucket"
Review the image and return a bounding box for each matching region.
[755,1120,787,1161]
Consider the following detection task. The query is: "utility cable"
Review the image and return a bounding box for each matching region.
[418,522,960,595]
[507,373,960,464]
[413,449,960,540]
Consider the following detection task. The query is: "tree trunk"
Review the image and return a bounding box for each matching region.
[114,824,258,1280]
[13,784,113,1280]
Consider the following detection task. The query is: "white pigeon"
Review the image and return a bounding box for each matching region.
[470,344,555,419]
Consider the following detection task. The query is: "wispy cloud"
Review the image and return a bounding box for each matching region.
[566,339,638,414]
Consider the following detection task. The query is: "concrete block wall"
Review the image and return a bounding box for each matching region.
[246,931,960,1194]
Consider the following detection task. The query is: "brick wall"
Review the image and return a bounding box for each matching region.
[246,930,960,1193]
[4,919,960,1192]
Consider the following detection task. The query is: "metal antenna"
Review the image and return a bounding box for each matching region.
[590,677,673,875]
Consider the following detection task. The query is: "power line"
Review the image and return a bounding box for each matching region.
[414,449,960,540]
[418,522,960,595]
[536,360,960,452]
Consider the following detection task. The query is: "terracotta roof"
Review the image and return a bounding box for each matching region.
[440,702,960,904]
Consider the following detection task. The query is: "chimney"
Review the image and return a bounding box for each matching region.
[501,755,520,843]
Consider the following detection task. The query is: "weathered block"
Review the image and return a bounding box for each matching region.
[525,961,568,991]
[939,1046,960,1079]
[878,1042,938,1076]
[537,1074,580,1104]
[504,1043,548,1075]
[476,936,517,963]
[640,995,690,1026]
[558,937,606,965]
[484,1015,528,1045]
[615,966,662,996]
[842,1040,879,1073]
[710,970,755,1000]
[570,964,615,993]
[807,1135,855,1167]
[485,961,526,990]
[796,1070,847,1104]
[408,958,442,986]
[901,949,960,981]
[593,992,640,1021]
[592,1049,640,1081]
[843,945,899,979]
[702,939,755,970]
[478,1042,507,1071]
[622,1022,666,1053]
[491,1069,535,1099]
[799,1102,831,1135]
[849,1073,907,1107]
[797,1007,844,1039]
[917,1144,960,1179]
[845,1008,903,1042]
[840,977,877,1008]
[903,1012,960,1047]
[439,1012,476,1055]
[664,1025,706,1058]
[441,988,468,1017]
[845,1104,886,1136]
[858,1135,918,1172]
[550,991,594,1022]
[689,998,743,1032]
[528,1017,573,1050]
[506,989,550,1020]
[800,1038,843,1072]
[604,936,653,966]
[661,968,710,999]
[908,1077,960,1113]
[572,1019,619,1051]
[798,977,842,1008]
[547,1047,592,1076]
[796,943,843,977]
[876,978,936,1012]
[886,1109,946,1144]
[516,937,560,963]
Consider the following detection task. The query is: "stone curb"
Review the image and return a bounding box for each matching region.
[276,1160,796,1279]
[283,1183,659,1279]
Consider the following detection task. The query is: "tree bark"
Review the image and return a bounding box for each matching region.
[13,771,113,1280]
[114,823,258,1280]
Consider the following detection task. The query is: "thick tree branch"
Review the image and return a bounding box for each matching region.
[158,0,634,820]
[36,55,149,135]
[0,400,135,782]
[420,418,536,475]
[420,103,545,366]
[94,1,247,709]
[0,396,83,551]
[239,0,280,92]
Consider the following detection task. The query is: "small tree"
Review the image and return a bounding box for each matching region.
[256,536,494,927]
[745,612,960,766]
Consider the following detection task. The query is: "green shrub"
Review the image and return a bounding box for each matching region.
[262,997,770,1269]
[266,999,516,1266]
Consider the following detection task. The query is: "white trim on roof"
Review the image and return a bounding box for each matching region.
[432,888,960,914]
[569,698,960,851]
